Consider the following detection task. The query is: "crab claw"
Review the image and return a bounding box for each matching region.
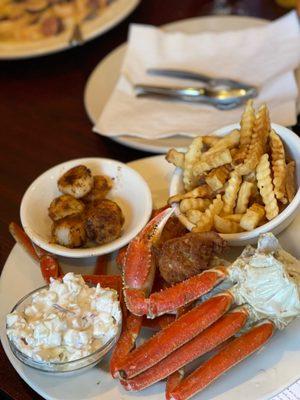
[123,208,227,318]
[9,222,40,263]
[123,207,174,316]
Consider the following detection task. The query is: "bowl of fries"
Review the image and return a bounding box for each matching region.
[168,102,299,245]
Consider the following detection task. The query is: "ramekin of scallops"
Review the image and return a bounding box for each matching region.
[49,165,124,248]
[20,158,152,258]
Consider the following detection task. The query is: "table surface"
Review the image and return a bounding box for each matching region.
[0,1,299,399]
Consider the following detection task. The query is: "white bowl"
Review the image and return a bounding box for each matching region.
[21,157,152,257]
[169,123,300,246]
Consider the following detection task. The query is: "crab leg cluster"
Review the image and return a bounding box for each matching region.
[110,211,300,400]
[122,306,249,391]
[10,216,300,400]
[168,321,275,400]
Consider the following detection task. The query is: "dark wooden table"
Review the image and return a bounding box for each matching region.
[0,1,299,399]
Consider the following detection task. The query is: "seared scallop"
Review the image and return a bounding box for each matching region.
[85,199,124,245]
[48,194,85,221]
[52,215,87,248]
[58,165,93,198]
[82,175,113,203]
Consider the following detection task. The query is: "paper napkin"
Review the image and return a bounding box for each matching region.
[95,11,300,140]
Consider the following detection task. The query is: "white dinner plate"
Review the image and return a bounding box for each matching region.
[84,15,268,153]
[1,155,300,400]
[0,0,139,60]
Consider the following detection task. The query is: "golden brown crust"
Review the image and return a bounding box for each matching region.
[48,194,85,221]
[82,175,113,203]
[84,199,124,245]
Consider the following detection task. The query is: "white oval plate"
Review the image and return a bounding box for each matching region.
[0,0,139,60]
[84,15,268,153]
[1,155,300,400]
[20,157,152,258]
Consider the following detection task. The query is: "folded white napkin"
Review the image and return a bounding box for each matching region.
[95,11,300,140]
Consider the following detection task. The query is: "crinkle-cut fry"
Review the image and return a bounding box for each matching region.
[239,99,255,148]
[166,149,185,169]
[233,100,255,166]
[214,215,242,234]
[235,181,254,214]
[235,104,270,176]
[193,149,232,175]
[183,137,204,190]
[235,130,264,176]
[179,198,211,213]
[202,135,220,148]
[186,209,203,224]
[185,137,204,165]
[254,103,271,148]
[231,146,248,165]
[192,195,223,233]
[269,130,287,204]
[206,130,240,154]
[256,154,279,220]
[168,184,212,204]
[222,170,242,215]
[223,214,243,223]
[240,203,265,231]
[286,161,296,203]
[205,165,230,191]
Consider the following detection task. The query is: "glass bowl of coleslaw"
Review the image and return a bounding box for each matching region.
[6,273,122,374]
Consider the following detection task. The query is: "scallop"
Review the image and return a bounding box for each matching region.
[52,215,87,248]
[82,175,113,203]
[48,194,85,221]
[85,199,124,245]
[57,165,93,199]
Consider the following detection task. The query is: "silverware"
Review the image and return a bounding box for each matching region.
[134,84,257,110]
[69,23,84,47]
[147,68,256,90]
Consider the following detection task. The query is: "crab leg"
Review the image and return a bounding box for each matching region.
[94,255,108,275]
[110,313,143,378]
[117,292,233,380]
[142,314,176,331]
[9,222,63,281]
[168,320,275,400]
[125,268,226,318]
[121,307,248,391]
[111,312,176,378]
[40,255,60,282]
[116,246,127,269]
[123,208,174,316]
[166,370,185,394]
[111,314,176,378]
[9,222,40,263]
[164,304,192,393]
